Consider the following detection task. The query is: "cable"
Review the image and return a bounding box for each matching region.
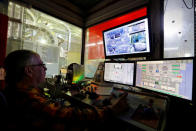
[164,0,168,14]
[183,0,194,9]
[164,0,193,14]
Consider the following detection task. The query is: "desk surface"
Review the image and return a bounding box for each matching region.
[63,86,168,131]
[117,91,167,131]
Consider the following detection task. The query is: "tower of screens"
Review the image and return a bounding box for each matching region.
[136,59,193,100]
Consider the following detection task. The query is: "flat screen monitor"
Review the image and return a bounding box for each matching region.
[72,64,85,84]
[104,62,135,86]
[136,59,194,101]
[103,17,150,59]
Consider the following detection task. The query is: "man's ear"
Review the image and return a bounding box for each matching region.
[24,66,33,77]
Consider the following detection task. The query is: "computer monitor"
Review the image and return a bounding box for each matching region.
[104,61,135,86]
[72,64,85,84]
[136,59,194,101]
[103,17,151,59]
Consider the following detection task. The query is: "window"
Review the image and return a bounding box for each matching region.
[7,2,82,77]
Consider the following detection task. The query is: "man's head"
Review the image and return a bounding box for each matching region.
[4,50,47,88]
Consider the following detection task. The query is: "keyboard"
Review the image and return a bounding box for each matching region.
[96,86,113,95]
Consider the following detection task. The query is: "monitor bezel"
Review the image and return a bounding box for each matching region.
[102,16,152,59]
[104,60,136,86]
[135,57,195,102]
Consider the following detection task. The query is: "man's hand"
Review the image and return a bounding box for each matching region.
[108,92,129,115]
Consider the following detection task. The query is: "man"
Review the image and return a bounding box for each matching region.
[3,50,128,130]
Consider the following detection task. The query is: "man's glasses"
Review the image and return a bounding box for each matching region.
[28,64,46,68]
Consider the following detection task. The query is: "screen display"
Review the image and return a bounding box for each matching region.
[136,59,193,100]
[72,64,85,84]
[104,62,135,85]
[103,17,150,58]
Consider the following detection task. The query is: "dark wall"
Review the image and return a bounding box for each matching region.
[0,0,8,15]
[148,0,163,59]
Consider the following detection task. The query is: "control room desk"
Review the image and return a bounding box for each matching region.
[63,88,168,131]
[117,90,168,131]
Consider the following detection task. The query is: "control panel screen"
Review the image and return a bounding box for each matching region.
[104,62,134,85]
[136,59,193,100]
[103,17,150,59]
